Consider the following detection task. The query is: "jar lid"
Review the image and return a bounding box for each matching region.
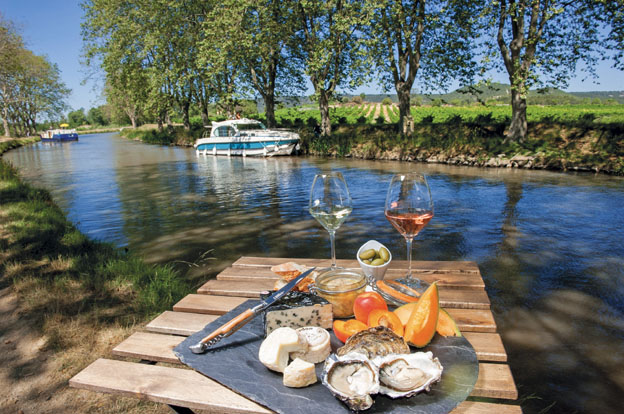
[314,269,366,293]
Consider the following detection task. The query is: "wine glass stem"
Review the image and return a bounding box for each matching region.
[329,230,337,269]
[405,236,413,278]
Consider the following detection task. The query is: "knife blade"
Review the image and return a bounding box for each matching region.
[189,266,316,354]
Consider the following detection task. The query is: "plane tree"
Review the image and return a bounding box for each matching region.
[202,0,304,128]
[364,0,477,135]
[292,0,368,136]
[481,0,606,143]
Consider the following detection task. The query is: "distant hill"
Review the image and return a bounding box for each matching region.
[352,83,624,105]
[259,83,623,111]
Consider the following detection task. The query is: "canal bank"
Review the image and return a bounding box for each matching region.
[120,120,624,175]
[0,138,188,413]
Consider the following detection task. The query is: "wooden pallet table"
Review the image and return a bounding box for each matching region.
[70,257,521,413]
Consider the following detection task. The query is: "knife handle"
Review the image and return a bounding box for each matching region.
[199,307,256,345]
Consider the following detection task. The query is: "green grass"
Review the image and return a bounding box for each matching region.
[1,138,191,318]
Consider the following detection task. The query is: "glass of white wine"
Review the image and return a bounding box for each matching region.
[309,172,353,269]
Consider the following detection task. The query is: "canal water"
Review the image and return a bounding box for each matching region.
[3,133,623,413]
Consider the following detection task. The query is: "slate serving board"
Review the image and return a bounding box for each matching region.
[174,300,478,414]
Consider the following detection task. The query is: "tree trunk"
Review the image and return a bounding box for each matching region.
[2,105,10,138]
[318,91,331,136]
[157,115,164,133]
[166,113,173,133]
[130,115,137,129]
[264,93,276,128]
[200,110,208,127]
[397,87,414,135]
[505,88,528,143]
[182,100,190,131]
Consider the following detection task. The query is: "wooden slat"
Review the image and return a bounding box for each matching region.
[71,358,517,408]
[146,309,496,339]
[113,332,182,364]
[232,256,481,274]
[453,401,522,414]
[216,266,485,289]
[146,311,218,336]
[197,280,490,309]
[69,358,270,414]
[173,294,247,315]
[446,308,497,333]
[474,363,518,400]
[462,332,507,362]
[111,330,507,369]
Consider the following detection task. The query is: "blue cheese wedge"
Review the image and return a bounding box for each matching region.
[262,292,333,336]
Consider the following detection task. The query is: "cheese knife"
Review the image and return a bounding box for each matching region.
[189,267,316,354]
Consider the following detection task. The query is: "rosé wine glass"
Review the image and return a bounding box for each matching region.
[384,172,434,293]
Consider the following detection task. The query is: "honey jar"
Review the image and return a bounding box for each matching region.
[311,269,367,318]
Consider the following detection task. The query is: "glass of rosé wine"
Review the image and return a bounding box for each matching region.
[384,173,434,293]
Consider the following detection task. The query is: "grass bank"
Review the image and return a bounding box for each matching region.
[118,108,624,175]
[120,125,199,146]
[0,138,190,412]
[298,118,624,175]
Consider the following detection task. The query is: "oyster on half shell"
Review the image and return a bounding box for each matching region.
[336,326,409,359]
[372,351,443,398]
[322,352,379,411]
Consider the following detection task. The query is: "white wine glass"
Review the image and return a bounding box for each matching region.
[384,172,434,293]
[309,172,353,269]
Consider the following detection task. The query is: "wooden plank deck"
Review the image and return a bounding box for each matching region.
[70,257,521,413]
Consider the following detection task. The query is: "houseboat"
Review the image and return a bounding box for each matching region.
[194,119,300,157]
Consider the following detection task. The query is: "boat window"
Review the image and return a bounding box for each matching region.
[214,126,236,137]
[236,122,265,131]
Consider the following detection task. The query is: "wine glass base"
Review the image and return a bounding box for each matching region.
[374,276,430,306]
[394,276,430,293]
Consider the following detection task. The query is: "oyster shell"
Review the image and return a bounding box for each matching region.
[373,351,443,398]
[322,352,379,411]
[337,326,409,359]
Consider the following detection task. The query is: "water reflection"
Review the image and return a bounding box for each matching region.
[3,133,624,413]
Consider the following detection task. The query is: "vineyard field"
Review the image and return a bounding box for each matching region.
[270,103,624,126]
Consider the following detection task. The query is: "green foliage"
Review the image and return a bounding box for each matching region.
[382,97,392,105]
[1,15,70,137]
[67,108,87,127]
[86,106,110,126]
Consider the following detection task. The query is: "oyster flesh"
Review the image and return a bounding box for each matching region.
[337,326,409,359]
[373,351,443,398]
[322,352,379,411]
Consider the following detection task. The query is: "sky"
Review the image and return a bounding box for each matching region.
[2,0,623,114]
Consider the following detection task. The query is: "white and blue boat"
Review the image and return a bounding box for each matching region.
[194,119,300,157]
[40,127,79,142]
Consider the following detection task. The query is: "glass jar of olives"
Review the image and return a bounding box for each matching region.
[310,269,367,318]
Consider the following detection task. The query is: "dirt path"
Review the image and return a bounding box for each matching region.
[364,104,374,118]
[382,105,391,123]
[0,284,170,414]
[373,104,382,122]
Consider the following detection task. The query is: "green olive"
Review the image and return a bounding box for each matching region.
[363,259,372,265]
[371,258,386,266]
[359,249,376,260]
[379,247,390,262]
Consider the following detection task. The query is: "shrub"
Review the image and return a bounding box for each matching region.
[351,96,363,104]
[382,97,393,106]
